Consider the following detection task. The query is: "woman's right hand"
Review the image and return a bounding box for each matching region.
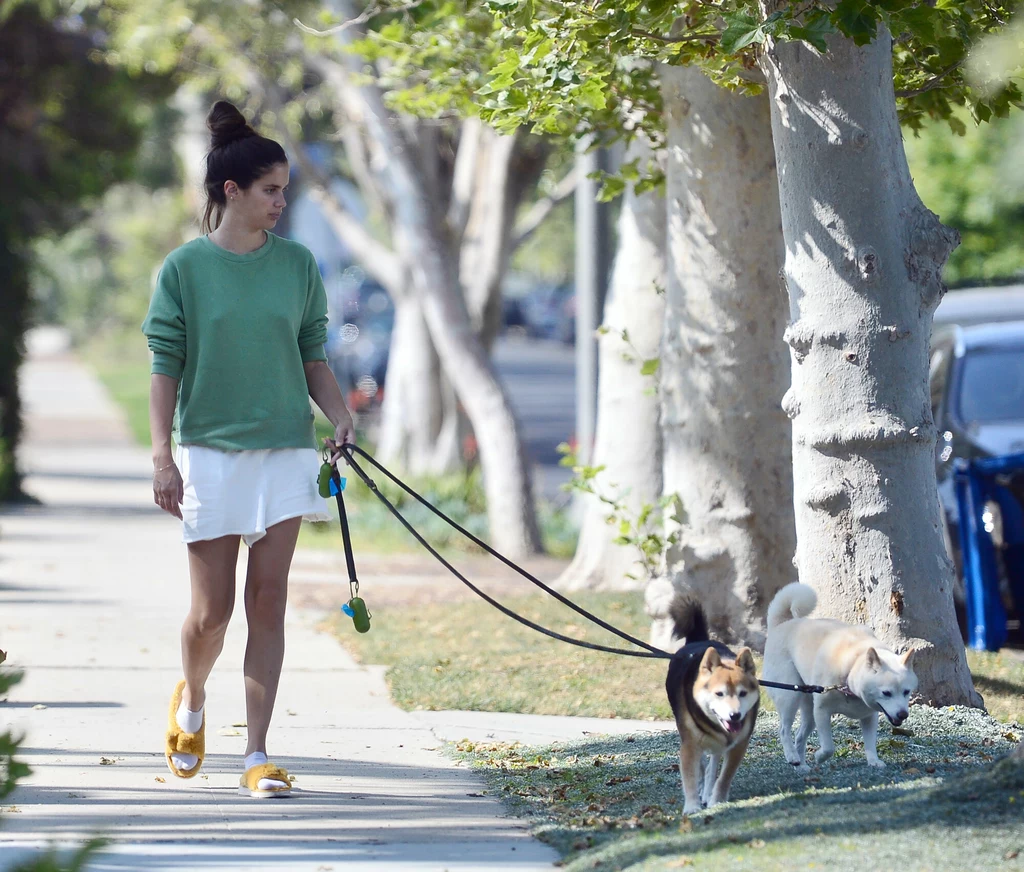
[153,461,184,519]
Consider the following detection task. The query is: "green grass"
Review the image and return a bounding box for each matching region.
[452,711,1022,871]
[331,590,670,719]
[80,337,152,446]
[966,649,1024,725]
[332,590,1024,726]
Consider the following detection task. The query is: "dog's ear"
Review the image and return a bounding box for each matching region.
[700,648,722,672]
[734,647,757,674]
[865,647,882,671]
[901,648,916,669]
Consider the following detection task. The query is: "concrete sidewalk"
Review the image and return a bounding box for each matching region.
[0,334,669,871]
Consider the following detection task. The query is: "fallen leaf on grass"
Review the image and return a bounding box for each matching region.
[1004,850,1019,860]
[750,838,766,849]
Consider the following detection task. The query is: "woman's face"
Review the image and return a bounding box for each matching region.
[225,162,289,231]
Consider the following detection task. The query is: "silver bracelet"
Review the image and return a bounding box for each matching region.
[154,461,175,473]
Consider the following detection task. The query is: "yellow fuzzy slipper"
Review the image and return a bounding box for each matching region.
[165,680,204,779]
[238,762,292,798]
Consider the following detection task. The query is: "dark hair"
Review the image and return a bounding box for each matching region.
[201,101,288,233]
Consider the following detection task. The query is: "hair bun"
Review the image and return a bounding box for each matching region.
[207,100,257,150]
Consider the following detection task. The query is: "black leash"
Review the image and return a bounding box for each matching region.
[332,444,834,693]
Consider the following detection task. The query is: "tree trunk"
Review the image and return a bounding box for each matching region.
[759,26,980,705]
[556,137,667,592]
[653,65,795,648]
[377,295,461,474]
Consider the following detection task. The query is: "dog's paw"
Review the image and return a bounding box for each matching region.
[788,760,810,772]
[866,758,886,769]
[814,748,834,764]
[682,803,703,815]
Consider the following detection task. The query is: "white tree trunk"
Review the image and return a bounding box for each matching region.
[557,137,666,592]
[654,65,795,648]
[377,295,461,474]
[760,26,979,705]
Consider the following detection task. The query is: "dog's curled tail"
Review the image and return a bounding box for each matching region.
[668,592,709,645]
[767,582,817,629]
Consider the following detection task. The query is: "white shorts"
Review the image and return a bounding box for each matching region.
[177,445,330,547]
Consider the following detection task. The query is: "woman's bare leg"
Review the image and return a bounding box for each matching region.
[182,535,240,710]
[242,516,301,758]
[172,534,239,772]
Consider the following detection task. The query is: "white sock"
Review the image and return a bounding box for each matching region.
[171,700,204,772]
[244,751,289,791]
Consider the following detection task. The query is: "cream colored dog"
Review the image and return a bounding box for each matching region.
[762,582,918,770]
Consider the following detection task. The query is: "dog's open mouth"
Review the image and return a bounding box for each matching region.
[720,717,744,735]
[881,709,906,727]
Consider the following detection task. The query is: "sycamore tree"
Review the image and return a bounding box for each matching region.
[103,0,585,557]
[473,0,1021,703]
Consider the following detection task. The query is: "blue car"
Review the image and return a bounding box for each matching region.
[931,318,1024,644]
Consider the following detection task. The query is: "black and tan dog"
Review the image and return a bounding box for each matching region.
[666,596,759,814]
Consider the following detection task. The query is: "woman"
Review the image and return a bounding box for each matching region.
[143,101,355,798]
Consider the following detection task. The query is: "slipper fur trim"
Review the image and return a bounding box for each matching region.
[165,679,204,779]
[238,762,292,798]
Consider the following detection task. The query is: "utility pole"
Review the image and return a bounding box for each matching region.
[574,139,613,467]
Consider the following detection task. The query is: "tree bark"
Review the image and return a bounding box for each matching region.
[759,26,980,705]
[376,295,461,473]
[652,65,795,648]
[556,136,667,592]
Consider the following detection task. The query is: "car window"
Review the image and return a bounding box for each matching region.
[958,347,1024,424]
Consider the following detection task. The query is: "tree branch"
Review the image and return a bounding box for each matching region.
[511,167,577,252]
[293,1,425,37]
[894,60,963,99]
[631,27,720,44]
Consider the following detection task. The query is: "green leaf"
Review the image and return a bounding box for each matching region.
[788,11,834,53]
[597,175,625,202]
[833,0,879,45]
[577,77,608,111]
[720,13,765,54]
[640,357,660,376]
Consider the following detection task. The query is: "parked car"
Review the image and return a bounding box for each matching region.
[326,271,393,412]
[518,283,576,344]
[931,318,1024,643]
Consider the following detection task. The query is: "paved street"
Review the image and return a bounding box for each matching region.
[494,337,575,503]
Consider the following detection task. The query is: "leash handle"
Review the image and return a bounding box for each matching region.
[332,468,358,589]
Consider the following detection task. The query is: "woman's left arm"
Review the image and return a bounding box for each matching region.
[305,360,355,463]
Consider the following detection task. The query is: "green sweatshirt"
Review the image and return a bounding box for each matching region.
[141,232,328,451]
